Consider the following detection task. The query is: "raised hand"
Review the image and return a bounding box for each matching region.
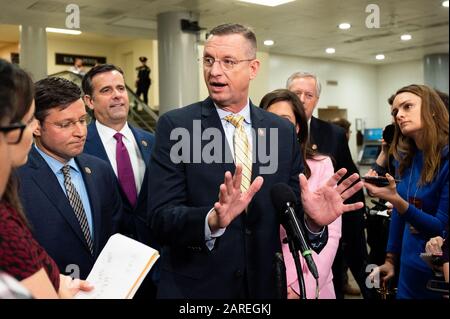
[300,168,364,227]
[208,164,264,232]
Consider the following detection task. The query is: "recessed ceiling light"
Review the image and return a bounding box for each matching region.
[237,0,295,6]
[338,23,351,30]
[46,27,81,35]
[400,34,412,41]
[443,1,449,8]
[375,54,385,60]
[325,48,336,54]
[264,40,274,46]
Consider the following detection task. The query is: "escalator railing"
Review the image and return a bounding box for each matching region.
[50,71,158,133]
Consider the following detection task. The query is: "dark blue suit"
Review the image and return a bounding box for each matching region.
[84,121,158,298]
[148,98,325,298]
[17,147,123,280]
[84,122,155,244]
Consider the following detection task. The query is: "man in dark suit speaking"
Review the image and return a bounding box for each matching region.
[17,77,123,280]
[148,23,364,299]
[287,71,371,299]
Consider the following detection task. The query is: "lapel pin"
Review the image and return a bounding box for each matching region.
[258,128,265,137]
[141,140,148,147]
[84,167,92,174]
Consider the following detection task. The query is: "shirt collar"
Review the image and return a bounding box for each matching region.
[214,99,252,125]
[95,120,134,142]
[34,144,79,174]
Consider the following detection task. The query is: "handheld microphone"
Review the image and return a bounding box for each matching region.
[270,183,319,279]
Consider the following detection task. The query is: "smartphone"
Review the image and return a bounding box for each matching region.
[362,176,400,187]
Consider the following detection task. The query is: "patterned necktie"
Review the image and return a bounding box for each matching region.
[224,114,252,192]
[113,132,137,207]
[61,165,94,255]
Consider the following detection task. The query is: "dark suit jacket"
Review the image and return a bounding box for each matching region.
[310,116,358,175]
[148,97,325,298]
[17,147,123,280]
[84,121,155,244]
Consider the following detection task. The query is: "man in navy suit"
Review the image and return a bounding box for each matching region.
[287,71,372,299]
[17,77,123,280]
[82,64,157,298]
[82,64,155,244]
[148,23,365,299]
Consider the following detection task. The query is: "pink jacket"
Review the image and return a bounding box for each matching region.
[281,156,342,299]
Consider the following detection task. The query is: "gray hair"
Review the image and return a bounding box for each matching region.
[286,71,322,97]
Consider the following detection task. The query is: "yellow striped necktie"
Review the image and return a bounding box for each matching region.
[225,114,252,192]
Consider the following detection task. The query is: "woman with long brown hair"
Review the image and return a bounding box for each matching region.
[365,84,448,299]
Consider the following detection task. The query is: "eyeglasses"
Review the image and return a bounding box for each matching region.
[45,116,91,130]
[0,122,27,145]
[201,56,254,71]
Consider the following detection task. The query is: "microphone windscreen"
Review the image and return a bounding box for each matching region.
[270,183,297,214]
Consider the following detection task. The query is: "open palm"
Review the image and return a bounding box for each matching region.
[300,168,364,226]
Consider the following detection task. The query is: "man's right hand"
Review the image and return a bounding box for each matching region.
[208,164,264,232]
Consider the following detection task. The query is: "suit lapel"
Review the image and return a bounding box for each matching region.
[28,148,90,250]
[249,102,264,182]
[86,122,110,164]
[76,155,102,257]
[309,116,321,151]
[130,126,152,165]
[201,98,235,174]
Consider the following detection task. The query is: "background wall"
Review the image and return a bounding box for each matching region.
[267,53,379,159]
[376,59,424,126]
[0,35,431,161]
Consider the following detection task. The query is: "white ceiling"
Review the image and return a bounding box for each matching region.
[0,0,448,64]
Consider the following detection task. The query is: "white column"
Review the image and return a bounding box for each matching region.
[20,24,48,81]
[157,12,200,115]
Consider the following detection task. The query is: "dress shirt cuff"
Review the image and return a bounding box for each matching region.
[205,207,226,250]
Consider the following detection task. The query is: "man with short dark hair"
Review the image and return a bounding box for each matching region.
[17,77,124,280]
[148,23,364,299]
[82,64,157,298]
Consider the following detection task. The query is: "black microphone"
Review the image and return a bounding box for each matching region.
[270,183,319,279]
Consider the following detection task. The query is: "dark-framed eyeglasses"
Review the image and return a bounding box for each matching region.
[0,122,26,145]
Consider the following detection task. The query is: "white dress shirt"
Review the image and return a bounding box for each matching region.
[95,121,146,193]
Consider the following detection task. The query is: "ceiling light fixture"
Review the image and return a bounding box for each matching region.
[400,34,412,41]
[443,1,449,8]
[264,40,274,46]
[325,48,336,54]
[338,23,351,30]
[45,27,81,35]
[375,54,385,60]
[237,0,295,7]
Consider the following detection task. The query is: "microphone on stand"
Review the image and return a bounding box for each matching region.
[270,183,319,280]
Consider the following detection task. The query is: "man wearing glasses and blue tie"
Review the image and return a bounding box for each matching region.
[16,77,124,281]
